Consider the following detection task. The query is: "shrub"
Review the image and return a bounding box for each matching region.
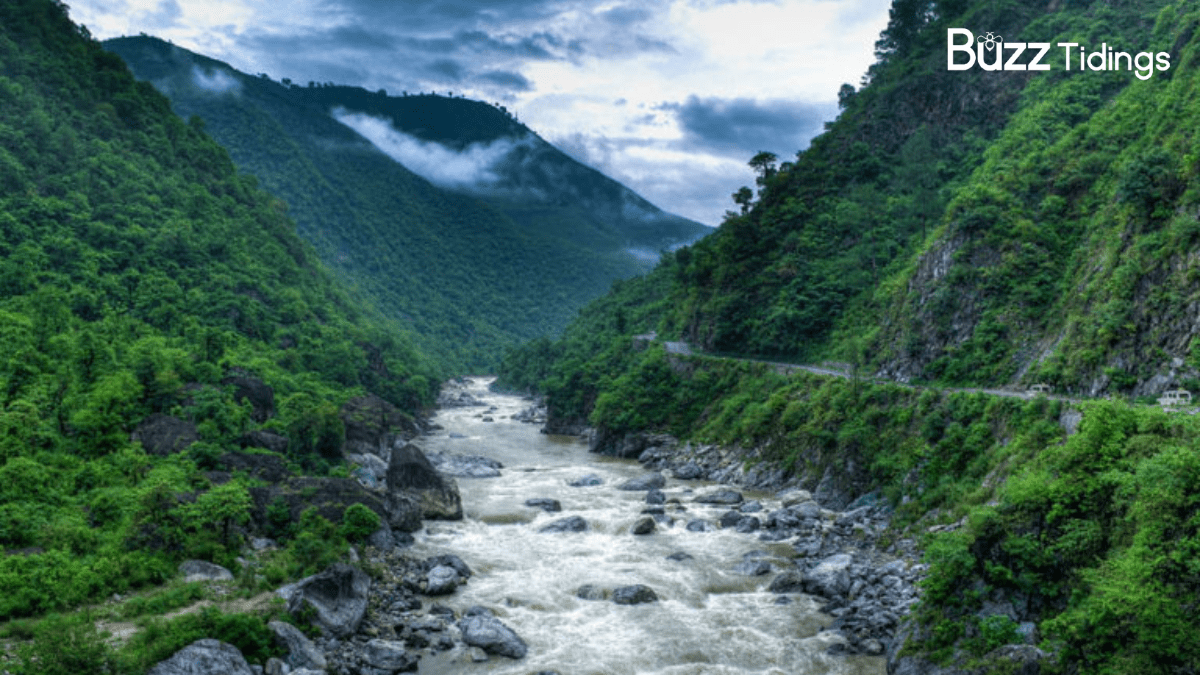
[339,503,380,543]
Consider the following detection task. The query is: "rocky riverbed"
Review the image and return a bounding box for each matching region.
[148,378,924,675]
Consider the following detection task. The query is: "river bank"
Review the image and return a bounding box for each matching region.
[138,377,929,675]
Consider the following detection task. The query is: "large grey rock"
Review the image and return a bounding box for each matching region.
[385,490,425,532]
[364,638,418,671]
[147,639,253,675]
[576,584,608,601]
[768,571,805,594]
[428,452,503,478]
[387,443,463,520]
[612,584,659,605]
[424,565,461,595]
[525,498,562,512]
[539,515,588,533]
[632,516,656,535]
[672,462,704,480]
[268,620,326,670]
[179,560,233,583]
[341,394,417,455]
[780,489,814,508]
[367,525,395,551]
[422,554,473,579]
[790,501,822,520]
[281,563,371,638]
[459,614,528,658]
[695,489,743,505]
[618,473,665,491]
[347,452,388,484]
[802,553,853,598]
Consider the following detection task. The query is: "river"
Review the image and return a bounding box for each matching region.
[410,377,886,675]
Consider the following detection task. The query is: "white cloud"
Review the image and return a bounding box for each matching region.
[191,65,240,94]
[333,109,530,191]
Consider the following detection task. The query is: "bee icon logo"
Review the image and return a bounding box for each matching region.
[976,32,1002,51]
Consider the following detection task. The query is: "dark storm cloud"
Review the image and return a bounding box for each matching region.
[478,70,533,91]
[666,95,838,158]
[427,58,466,81]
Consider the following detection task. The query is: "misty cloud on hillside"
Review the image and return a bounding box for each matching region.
[191,65,240,94]
[334,109,531,191]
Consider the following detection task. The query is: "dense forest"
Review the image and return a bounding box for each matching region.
[0,0,439,669]
[101,36,710,372]
[499,0,1200,671]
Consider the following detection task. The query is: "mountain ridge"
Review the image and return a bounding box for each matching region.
[102,35,710,372]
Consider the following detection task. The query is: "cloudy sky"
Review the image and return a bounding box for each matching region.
[69,0,893,226]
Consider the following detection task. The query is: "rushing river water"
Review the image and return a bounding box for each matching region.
[411,378,885,675]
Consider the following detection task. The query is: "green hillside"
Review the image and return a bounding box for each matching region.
[498,0,1200,670]
[101,36,710,372]
[0,0,436,665]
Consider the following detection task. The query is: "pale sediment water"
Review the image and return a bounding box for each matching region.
[411,377,886,675]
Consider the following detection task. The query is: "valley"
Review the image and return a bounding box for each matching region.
[4,0,1200,673]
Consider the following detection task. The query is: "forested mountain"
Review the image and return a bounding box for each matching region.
[499,0,1200,671]
[0,0,436,665]
[102,36,710,371]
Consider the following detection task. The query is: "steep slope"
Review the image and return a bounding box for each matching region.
[0,0,432,638]
[496,0,1200,671]
[102,36,710,371]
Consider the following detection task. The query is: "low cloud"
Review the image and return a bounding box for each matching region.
[191,65,240,94]
[334,109,528,191]
[667,95,837,158]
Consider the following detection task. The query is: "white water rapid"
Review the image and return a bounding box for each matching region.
[411,378,886,675]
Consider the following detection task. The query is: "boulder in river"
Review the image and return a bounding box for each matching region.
[568,473,603,487]
[459,610,528,659]
[618,473,666,491]
[576,584,608,601]
[524,498,562,512]
[768,571,805,594]
[735,516,761,533]
[733,559,772,576]
[612,584,659,605]
[539,515,588,533]
[387,442,463,520]
[632,516,656,535]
